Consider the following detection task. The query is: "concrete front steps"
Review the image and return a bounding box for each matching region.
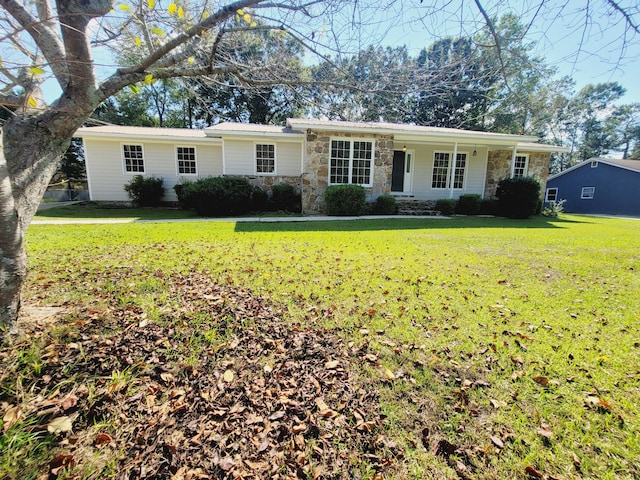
[394,198,442,216]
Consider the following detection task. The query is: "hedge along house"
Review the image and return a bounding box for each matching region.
[77,118,568,213]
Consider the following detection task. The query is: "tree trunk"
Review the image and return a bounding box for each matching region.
[0,114,76,334]
[0,132,27,333]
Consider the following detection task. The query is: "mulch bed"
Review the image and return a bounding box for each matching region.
[2,273,402,479]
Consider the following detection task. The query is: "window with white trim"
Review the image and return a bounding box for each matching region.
[581,186,595,199]
[176,146,197,175]
[329,139,374,186]
[256,143,276,174]
[591,161,598,168]
[545,188,558,202]
[431,152,467,189]
[123,144,144,173]
[513,154,529,177]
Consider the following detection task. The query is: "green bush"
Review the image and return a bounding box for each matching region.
[251,186,270,212]
[324,185,366,216]
[373,194,397,215]
[124,175,164,207]
[180,176,253,216]
[542,199,566,217]
[479,198,497,215]
[173,181,191,208]
[435,198,456,216]
[495,177,541,219]
[271,183,301,213]
[455,194,482,215]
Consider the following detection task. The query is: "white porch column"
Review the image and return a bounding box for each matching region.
[449,142,458,199]
[510,147,518,178]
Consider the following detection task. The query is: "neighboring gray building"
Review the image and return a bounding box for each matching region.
[546,158,640,217]
[77,119,568,213]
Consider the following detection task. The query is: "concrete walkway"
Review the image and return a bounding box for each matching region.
[31,214,449,225]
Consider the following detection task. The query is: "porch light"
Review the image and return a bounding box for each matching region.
[473,145,477,156]
[402,145,407,152]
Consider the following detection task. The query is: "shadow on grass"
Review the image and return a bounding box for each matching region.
[234,215,591,233]
[35,203,197,220]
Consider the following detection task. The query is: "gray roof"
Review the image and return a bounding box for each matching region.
[76,125,207,138]
[205,123,302,135]
[548,157,640,180]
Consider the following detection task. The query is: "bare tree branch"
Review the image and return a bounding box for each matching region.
[0,0,68,85]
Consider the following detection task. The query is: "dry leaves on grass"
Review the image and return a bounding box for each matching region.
[3,272,400,479]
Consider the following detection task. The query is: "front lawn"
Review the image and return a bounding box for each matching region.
[2,215,639,479]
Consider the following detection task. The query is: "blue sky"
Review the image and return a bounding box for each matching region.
[42,1,639,105]
[376,1,640,104]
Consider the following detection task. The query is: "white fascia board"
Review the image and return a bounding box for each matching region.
[289,119,539,144]
[205,131,305,143]
[76,131,220,145]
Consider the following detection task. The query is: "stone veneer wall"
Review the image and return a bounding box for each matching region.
[485,150,551,198]
[243,175,301,193]
[302,130,394,213]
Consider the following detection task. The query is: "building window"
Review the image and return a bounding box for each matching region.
[123,144,144,173]
[432,152,467,189]
[545,188,558,202]
[177,146,197,175]
[329,139,374,186]
[256,143,276,174]
[513,154,529,178]
[591,161,598,168]
[581,186,595,199]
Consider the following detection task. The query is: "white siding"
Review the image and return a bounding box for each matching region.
[401,144,488,200]
[223,139,303,176]
[84,138,222,201]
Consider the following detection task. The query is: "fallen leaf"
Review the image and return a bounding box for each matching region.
[223,370,234,382]
[160,372,174,383]
[2,405,21,432]
[490,435,504,449]
[524,465,544,478]
[324,360,339,369]
[384,368,396,380]
[217,456,236,471]
[47,416,74,434]
[49,454,75,475]
[94,433,113,446]
[537,423,552,439]
[490,399,508,409]
[533,376,549,386]
[61,394,78,411]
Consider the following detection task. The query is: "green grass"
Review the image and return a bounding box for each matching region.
[15,214,640,478]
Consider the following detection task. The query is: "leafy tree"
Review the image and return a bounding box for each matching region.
[609,103,640,159]
[414,37,494,130]
[52,138,86,190]
[309,45,417,123]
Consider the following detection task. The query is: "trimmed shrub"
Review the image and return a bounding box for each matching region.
[456,194,482,215]
[324,185,366,216]
[479,198,497,215]
[173,181,191,208]
[124,175,164,207]
[495,176,541,219]
[180,176,253,216]
[251,186,270,212]
[373,194,397,215]
[271,183,301,213]
[435,198,456,216]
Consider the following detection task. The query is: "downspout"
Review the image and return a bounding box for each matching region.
[449,142,458,199]
[510,146,518,178]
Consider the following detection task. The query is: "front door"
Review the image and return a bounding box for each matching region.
[391,150,405,192]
